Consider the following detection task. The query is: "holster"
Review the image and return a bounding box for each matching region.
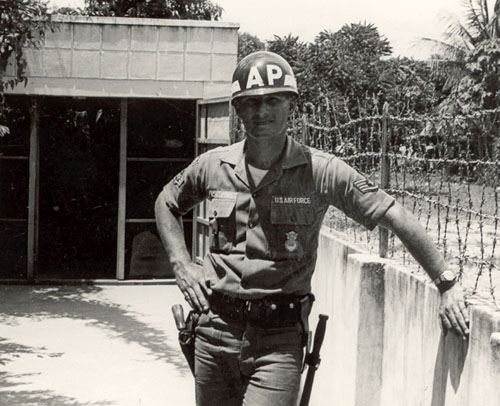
[178,310,199,376]
[299,294,315,349]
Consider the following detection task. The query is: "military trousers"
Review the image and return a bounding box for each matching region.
[194,309,304,406]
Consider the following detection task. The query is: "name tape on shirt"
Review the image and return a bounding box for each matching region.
[272,196,311,205]
[208,190,238,201]
[353,178,379,194]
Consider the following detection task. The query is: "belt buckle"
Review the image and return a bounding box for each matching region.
[245,300,252,312]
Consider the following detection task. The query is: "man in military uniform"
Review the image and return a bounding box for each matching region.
[155,51,469,406]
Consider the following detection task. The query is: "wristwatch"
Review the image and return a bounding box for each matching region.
[433,270,457,293]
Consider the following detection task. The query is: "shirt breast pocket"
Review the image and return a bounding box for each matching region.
[269,203,315,260]
[208,197,236,254]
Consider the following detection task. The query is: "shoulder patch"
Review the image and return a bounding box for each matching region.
[353,178,379,194]
[172,170,185,188]
[172,156,201,188]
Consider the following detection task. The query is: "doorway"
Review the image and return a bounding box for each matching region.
[37,97,120,279]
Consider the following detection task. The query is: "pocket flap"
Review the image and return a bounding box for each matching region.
[208,195,237,218]
[270,203,314,225]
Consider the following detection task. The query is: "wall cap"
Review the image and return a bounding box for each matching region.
[51,14,240,29]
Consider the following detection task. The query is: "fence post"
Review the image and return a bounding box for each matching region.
[379,102,390,258]
[301,113,308,144]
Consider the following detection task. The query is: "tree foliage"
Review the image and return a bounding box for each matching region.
[267,34,308,90]
[237,32,265,61]
[302,24,392,106]
[0,0,53,93]
[422,0,500,111]
[419,0,500,159]
[376,57,441,114]
[241,23,398,113]
[235,23,456,118]
[69,0,222,20]
[0,0,53,134]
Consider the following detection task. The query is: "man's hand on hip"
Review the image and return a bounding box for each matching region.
[176,262,212,313]
[439,284,470,339]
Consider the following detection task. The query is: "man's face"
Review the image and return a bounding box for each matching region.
[234,93,293,139]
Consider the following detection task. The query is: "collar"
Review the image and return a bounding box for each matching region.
[219,136,308,169]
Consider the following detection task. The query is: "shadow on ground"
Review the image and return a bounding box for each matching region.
[0,339,115,406]
[0,285,190,405]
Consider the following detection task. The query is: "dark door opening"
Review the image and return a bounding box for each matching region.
[0,95,30,279]
[38,97,120,279]
[124,98,196,279]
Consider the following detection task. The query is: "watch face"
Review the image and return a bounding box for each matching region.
[442,271,456,282]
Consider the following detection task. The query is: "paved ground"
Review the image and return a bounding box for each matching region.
[0,283,194,406]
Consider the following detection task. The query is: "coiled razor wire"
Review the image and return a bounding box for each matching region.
[289,104,500,308]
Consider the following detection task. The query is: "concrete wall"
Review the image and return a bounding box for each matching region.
[308,227,500,406]
[6,16,238,99]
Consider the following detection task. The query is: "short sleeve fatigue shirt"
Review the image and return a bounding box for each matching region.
[163,136,394,299]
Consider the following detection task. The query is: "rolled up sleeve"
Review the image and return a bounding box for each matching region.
[162,155,207,216]
[318,156,395,230]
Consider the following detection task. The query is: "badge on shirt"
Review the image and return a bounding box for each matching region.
[285,231,299,252]
[353,178,379,194]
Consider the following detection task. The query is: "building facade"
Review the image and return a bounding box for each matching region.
[1,16,238,280]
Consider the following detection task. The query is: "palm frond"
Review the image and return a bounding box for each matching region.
[463,0,490,39]
[419,37,469,60]
[489,0,500,37]
[483,0,490,22]
[426,57,468,90]
[437,11,476,48]
[427,58,468,66]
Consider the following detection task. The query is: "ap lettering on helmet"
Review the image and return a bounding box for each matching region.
[231,51,298,102]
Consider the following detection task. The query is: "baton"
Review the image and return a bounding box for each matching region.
[299,314,329,406]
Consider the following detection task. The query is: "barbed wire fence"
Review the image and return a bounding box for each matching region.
[288,101,500,308]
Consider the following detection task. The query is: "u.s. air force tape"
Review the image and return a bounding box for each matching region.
[272,196,311,205]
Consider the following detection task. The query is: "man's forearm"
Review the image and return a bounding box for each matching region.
[155,191,211,312]
[154,191,191,274]
[378,202,445,281]
[379,201,469,338]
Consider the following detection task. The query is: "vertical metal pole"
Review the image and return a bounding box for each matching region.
[192,101,201,263]
[301,113,307,144]
[379,102,390,258]
[27,96,39,280]
[229,102,235,145]
[116,98,127,280]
